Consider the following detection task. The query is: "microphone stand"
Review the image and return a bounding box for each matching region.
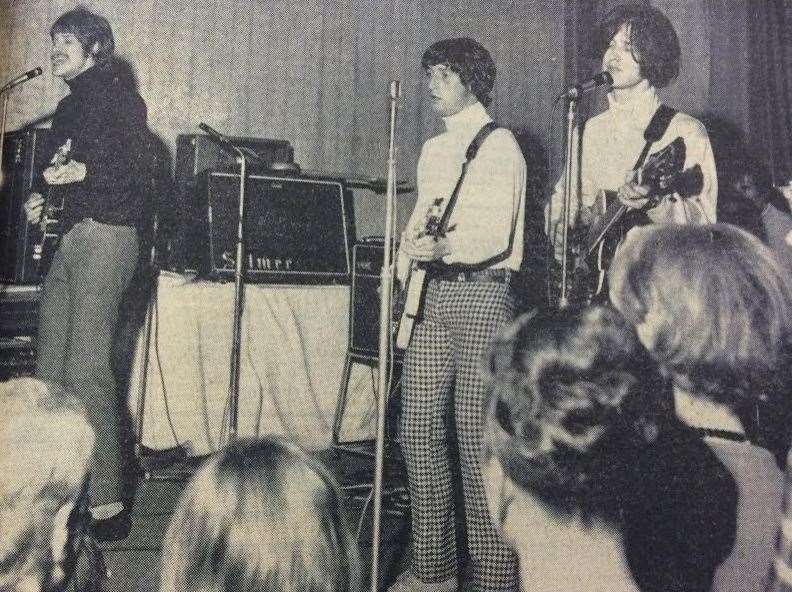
[0,92,10,190]
[198,122,265,443]
[370,80,400,592]
[558,95,578,309]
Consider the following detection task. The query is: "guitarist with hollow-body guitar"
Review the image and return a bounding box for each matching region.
[546,4,717,304]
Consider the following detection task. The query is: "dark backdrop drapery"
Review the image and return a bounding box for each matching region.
[565,0,792,185]
[0,0,789,233]
[0,0,564,235]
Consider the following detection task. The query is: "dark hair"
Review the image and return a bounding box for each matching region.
[422,37,496,106]
[51,7,114,65]
[483,305,671,525]
[594,3,680,88]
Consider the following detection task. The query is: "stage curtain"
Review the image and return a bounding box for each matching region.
[563,0,792,183]
[0,0,565,235]
[748,1,792,182]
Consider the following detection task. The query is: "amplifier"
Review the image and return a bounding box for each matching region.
[349,241,403,356]
[175,134,294,192]
[0,338,36,379]
[0,128,59,284]
[0,284,40,337]
[184,171,355,284]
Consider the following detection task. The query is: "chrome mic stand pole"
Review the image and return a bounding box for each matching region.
[0,94,9,187]
[558,96,578,309]
[227,152,247,442]
[370,80,400,592]
[198,123,263,443]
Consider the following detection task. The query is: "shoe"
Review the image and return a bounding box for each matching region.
[387,570,457,592]
[90,509,132,543]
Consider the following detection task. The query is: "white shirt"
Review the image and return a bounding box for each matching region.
[547,84,717,233]
[399,101,526,277]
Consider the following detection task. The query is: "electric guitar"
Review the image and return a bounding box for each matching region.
[565,136,703,302]
[33,138,72,274]
[395,197,445,350]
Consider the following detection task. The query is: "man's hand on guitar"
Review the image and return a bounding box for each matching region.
[24,193,45,224]
[616,175,651,210]
[401,233,451,262]
[43,160,86,185]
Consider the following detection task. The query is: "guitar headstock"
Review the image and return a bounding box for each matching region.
[50,138,72,167]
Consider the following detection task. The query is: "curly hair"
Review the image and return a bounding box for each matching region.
[483,305,671,524]
[422,37,496,106]
[594,3,680,88]
[51,6,115,65]
[609,223,792,411]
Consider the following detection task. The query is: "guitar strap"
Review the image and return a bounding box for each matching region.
[621,104,677,229]
[633,105,677,171]
[436,121,500,235]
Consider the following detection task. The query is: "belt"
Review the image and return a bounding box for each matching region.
[430,267,512,284]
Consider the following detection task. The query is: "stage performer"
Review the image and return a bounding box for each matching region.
[23,6,152,541]
[392,37,526,592]
[546,4,717,261]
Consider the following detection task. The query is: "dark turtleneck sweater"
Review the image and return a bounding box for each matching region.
[43,63,150,232]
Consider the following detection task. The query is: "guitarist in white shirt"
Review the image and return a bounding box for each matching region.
[546,4,717,264]
[391,38,526,592]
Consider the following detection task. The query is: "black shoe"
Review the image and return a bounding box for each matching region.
[90,510,132,543]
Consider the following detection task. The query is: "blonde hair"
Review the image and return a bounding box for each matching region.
[159,437,360,592]
[0,378,95,592]
[609,223,792,406]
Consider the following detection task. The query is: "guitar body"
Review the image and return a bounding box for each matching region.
[395,197,444,350]
[395,264,428,350]
[563,136,702,304]
[33,139,72,277]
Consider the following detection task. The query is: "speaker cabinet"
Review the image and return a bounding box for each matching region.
[349,241,403,357]
[0,128,59,284]
[184,171,355,284]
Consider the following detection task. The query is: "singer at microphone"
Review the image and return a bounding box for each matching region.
[0,67,43,93]
[561,71,613,100]
[545,3,718,280]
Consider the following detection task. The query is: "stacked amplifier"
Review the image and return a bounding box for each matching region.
[175,134,356,284]
[0,128,60,284]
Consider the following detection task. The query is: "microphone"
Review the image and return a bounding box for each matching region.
[0,67,43,93]
[562,71,613,100]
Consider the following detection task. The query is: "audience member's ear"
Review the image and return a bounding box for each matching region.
[48,500,78,589]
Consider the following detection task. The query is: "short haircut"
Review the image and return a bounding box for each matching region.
[422,37,496,107]
[50,6,114,65]
[483,305,671,524]
[0,378,95,592]
[609,223,792,410]
[159,437,360,592]
[594,3,680,88]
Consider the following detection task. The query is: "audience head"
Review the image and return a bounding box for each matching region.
[482,305,670,535]
[159,437,360,592]
[594,3,680,88]
[609,223,792,412]
[50,6,115,65]
[0,378,95,592]
[422,37,496,107]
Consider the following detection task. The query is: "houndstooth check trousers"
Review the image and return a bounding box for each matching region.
[400,277,518,592]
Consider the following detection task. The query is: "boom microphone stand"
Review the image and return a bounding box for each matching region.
[197,123,265,443]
